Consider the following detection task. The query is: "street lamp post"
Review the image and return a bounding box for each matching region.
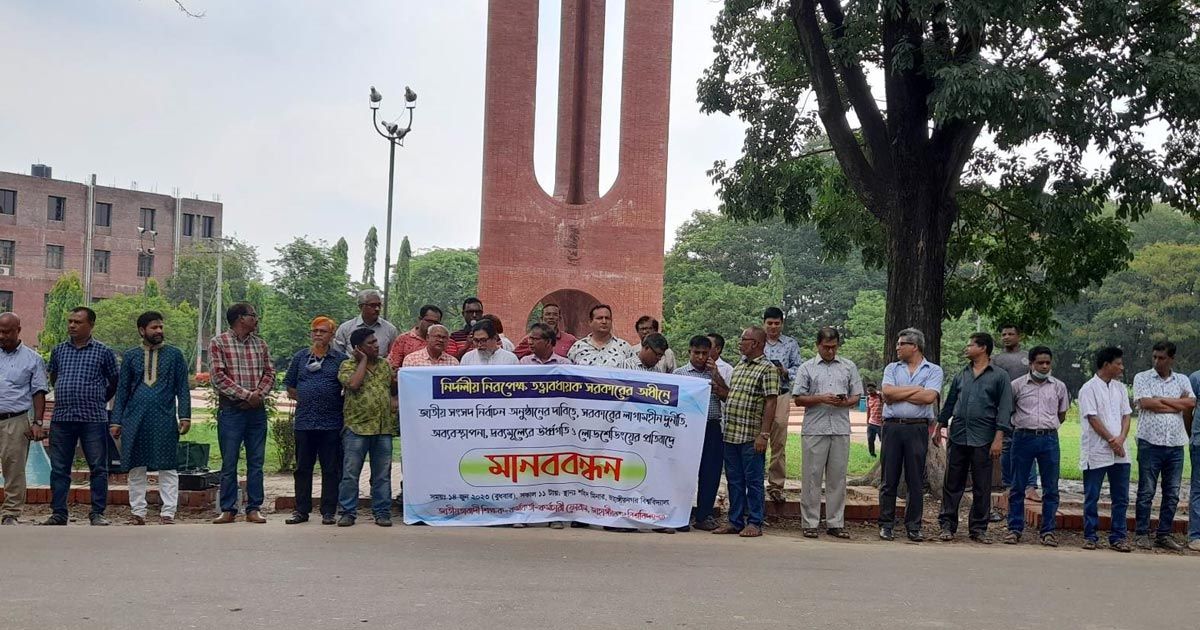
[369,85,417,320]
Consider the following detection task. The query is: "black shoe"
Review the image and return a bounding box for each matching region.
[570,521,590,529]
[41,514,68,526]
[375,516,393,527]
[907,530,924,542]
[604,526,636,533]
[89,514,110,527]
[337,515,355,527]
[285,512,309,525]
[969,532,993,545]
[879,527,894,541]
[1,516,17,526]
[321,514,337,525]
[692,516,719,531]
[1156,535,1184,551]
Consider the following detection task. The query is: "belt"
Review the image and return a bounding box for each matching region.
[884,418,929,425]
[1014,428,1057,436]
[0,409,30,421]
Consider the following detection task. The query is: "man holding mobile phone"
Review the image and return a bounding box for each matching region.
[792,328,862,538]
[762,307,802,503]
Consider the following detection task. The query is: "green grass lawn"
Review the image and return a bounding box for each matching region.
[779,405,1191,483]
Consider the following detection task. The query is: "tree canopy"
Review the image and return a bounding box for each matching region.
[700,0,1200,360]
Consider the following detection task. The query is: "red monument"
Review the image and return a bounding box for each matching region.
[476,0,673,339]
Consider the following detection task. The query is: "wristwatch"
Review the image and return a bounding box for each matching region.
[758,432,770,439]
[31,418,43,427]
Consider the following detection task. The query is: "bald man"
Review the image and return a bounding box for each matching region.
[0,313,49,525]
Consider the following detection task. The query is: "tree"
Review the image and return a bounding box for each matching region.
[839,290,887,386]
[662,261,773,360]
[666,211,885,340]
[39,272,85,352]
[405,248,478,328]
[91,285,198,367]
[701,1,1200,361]
[166,237,260,342]
[362,226,379,287]
[388,236,413,323]
[260,238,357,367]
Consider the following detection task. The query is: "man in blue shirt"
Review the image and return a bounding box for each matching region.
[0,313,49,525]
[284,316,348,525]
[1185,367,1200,551]
[43,307,119,526]
[761,306,802,503]
[878,327,943,542]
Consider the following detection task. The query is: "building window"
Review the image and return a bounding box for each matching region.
[93,250,110,274]
[140,207,156,232]
[0,240,14,267]
[45,245,64,270]
[95,202,112,227]
[0,291,12,313]
[137,253,154,277]
[47,196,66,222]
[181,213,195,236]
[201,215,215,238]
[0,189,15,215]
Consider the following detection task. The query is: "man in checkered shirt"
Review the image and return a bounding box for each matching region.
[209,302,276,524]
[713,326,779,538]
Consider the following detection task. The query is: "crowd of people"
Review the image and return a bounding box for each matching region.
[1,290,1198,553]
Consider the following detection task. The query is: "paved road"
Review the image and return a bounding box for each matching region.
[2,523,1192,629]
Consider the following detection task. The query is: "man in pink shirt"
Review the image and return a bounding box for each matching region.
[514,303,577,359]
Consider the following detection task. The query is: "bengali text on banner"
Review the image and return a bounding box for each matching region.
[398,365,711,527]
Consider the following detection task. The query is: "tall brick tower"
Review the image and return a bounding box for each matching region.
[476,0,673,340]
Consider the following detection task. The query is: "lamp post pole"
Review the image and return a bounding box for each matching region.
[369,85,417,320]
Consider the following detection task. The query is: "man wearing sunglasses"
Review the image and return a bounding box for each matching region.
[283,316,348,525]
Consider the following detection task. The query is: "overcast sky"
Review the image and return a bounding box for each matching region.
[1,0,745,279]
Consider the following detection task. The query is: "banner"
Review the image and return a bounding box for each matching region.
[398,365,712,527]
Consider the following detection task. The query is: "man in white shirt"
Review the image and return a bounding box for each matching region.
[1077,346,1133,552]
[1131,341,1195,551]
[460,321,518,366]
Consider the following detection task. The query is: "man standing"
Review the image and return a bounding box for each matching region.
[1189,366,1200,551]
[334,289,399,357]
[793,328,863,539]
[43,307,119,526]
[283,316,347,525]
[991,324,1039,505]
[878,328,943,542]
[1078,347,1133,551]
[865,383,884,458]
[402,325,460,368]
[630,317,677,373]
[1131,341,1194,551]
[210,302,275,524]
[934,333,1013,544]
[111,311,191,525]
[625,333,669,371]
[1005,346,1070,546]
[514,303,577,358]
[707,333,735,384]
[761,307,802,503]
[518,323,571,365]
[461,321,519,365]
[567,305,634,367]
[388,305,456,368]
[337,329,397,527]
[675,336,728,531]
[714,327,779,538]
[450,297,484,358]
[0,313,48,525]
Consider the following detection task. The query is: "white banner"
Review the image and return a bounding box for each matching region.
[398,365,711,527]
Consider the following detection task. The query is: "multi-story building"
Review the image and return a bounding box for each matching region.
[0,165,223,338]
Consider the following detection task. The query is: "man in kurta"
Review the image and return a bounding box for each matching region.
[111,311,191,525]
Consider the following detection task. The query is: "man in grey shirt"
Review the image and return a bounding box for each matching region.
[935,332,1013,543]
[991,323,1038,503]
[335,289,399,357]
[792,327,862,539]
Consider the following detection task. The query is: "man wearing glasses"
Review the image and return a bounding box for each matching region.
[335,289,399,357]
[878,328,943,542]
[518,323,571,365]
[210,302,275,524]
[451,297,485,359]
[625,333,670,371]
[460,321,519,365]
[388,305,458,368]
[283,316,347,525]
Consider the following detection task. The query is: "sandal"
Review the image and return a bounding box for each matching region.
[803,528,820,538]
[712,525,742,535]
[739,524,763,537]
[1082,540,1097,550]
[827,528,850,539]
[1039,533,1058,547]
[1003,531,1020,545]
[1111,539,1133,553]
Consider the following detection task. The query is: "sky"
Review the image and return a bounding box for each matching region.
[0,0,746,280]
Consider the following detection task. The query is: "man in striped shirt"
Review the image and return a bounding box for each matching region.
[210,302,275,524]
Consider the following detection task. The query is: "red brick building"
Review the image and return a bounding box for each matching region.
[0,166,223,338]
[476,0,673,339]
